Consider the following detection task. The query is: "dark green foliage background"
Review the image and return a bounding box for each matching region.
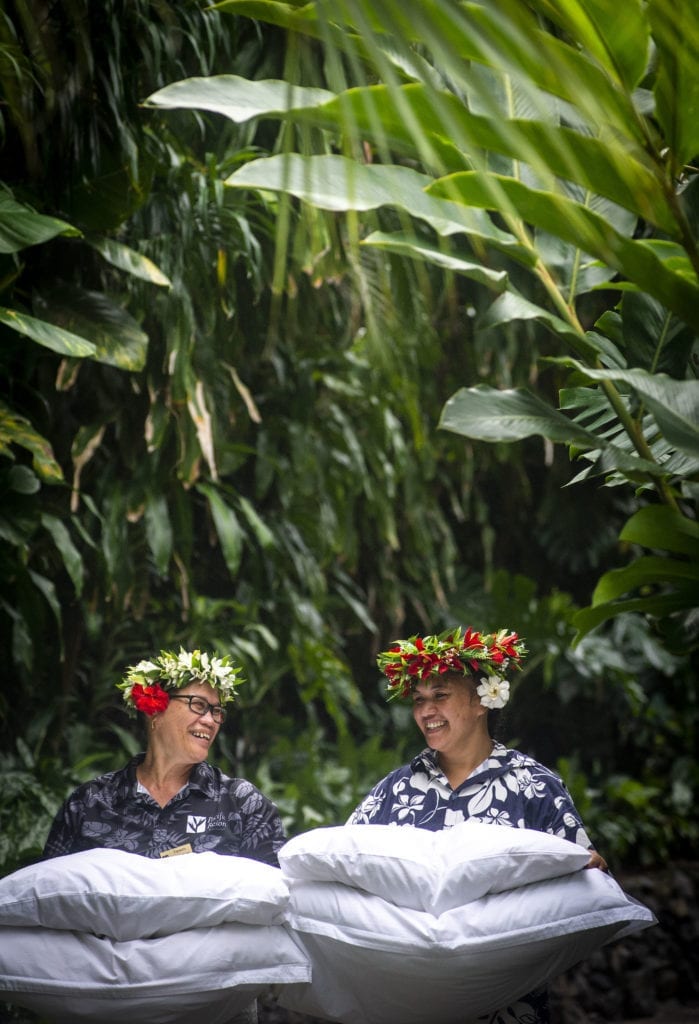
[0,0,697,891]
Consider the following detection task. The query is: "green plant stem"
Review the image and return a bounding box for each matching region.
[529,245,681,512]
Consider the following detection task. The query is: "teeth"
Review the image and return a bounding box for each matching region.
[425,721,445,730]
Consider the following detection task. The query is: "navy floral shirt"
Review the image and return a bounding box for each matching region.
[43,755,286,866]
[348,741,592,848]
[348,742,595,1024]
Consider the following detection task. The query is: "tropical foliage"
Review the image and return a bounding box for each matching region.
[0,0,697,898]
[150,0,699,650]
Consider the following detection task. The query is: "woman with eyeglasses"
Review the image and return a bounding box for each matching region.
[42,649,285,867]
[40,650,285,1024]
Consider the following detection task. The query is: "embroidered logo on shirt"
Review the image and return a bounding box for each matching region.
[186,814,208,833]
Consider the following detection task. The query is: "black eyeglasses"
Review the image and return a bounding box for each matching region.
[169,694,226,723]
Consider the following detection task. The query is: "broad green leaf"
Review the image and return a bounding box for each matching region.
[88,237,172,287]
[151,76,466,172]
[570,439,678,483]
[0,307,96,358]
[146,74,334,122]
[362,231,508,291]
[155,74,671,229]
[40,513,84,596]
[530,0,650,90]
[144,493,173,575]
[221,0,644,142]
[466,61,558,126]
[214,0,323,33]
[620,505,699,557]
[447,1,645,134]
[34,286,148,371]
[573,587,696,641]
[535,186,638,300]
[427,172,699,331]
[439,384,597,446]
[648,0,699,173]
[226,154,531,260]
[0,402,64,482]
[591,555,699,605]
[477,291,593,354]
[196,482,244,576]
[0,191,80,254]
[563,362,699,458]
[367,87,671,229]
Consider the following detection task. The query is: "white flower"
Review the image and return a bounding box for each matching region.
[477,675,510,709]
[177,650,194,671]
[135,659,160,675]
[118,647,244,715]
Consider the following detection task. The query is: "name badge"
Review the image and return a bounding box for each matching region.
[159,843,193,858]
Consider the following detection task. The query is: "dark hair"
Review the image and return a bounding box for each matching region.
[487,706,508,740]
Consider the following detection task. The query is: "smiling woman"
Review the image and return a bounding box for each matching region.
[348,625,608,1024]
[43,648,285,864]
[39,649,287,1024]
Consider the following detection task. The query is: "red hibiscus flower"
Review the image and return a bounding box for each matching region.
[132,683,170,715]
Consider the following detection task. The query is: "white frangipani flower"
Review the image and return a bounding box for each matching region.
[477,675,510,709]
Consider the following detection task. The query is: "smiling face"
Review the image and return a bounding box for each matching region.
[153,680,223,766]
[411,672,489,756]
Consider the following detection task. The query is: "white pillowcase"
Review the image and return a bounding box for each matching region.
[279,820,591,914]
[0,921,311,1024]
[279,870,655,1024]
[0,848,290,939]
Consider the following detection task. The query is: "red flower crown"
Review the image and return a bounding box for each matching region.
[378,626,526,702]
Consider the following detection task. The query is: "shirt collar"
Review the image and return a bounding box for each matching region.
[125,755,218,798]
[189,760,219,797]
[410,741,533,783]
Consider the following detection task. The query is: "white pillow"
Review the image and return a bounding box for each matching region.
[279,820,591,914]
[279,871,655,1024]
[0,848,290,939]
[0,920,311,1024]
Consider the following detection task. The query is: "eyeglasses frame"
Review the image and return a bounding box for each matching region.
[168,693,226,723]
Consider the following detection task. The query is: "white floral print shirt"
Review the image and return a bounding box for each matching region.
[348,741,592,849]
[347,742,595,1024]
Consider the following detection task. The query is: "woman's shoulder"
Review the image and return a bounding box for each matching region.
[195,762,275,803]
[360,760,418,796]
[60,758,136,806]
[491,743,566,781]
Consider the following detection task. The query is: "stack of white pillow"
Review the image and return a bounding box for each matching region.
[276,820,656,1024]
[0,848,309,1024]
[0,821,655,1024]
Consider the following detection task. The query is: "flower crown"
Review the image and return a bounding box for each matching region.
[117,648,244,717]
[378,626,526,708]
